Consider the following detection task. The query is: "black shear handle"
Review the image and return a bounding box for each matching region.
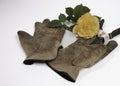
[109,28,120,39]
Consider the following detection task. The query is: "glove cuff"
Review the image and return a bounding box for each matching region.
[47,63,77,82]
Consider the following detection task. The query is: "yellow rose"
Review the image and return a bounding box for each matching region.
[73,13,99,39]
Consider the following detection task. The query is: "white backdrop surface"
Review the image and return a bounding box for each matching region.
[0,0,120,86]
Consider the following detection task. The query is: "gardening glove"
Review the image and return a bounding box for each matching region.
[47,36,118,82]
[18,19,65,65]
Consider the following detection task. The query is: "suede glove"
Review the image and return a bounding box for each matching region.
[18,19,65,65]
[47,36,118,82]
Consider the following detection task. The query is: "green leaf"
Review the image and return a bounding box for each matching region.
[94,15,102,22]
[67,15,76,22]
[64,24,75,32]
[48,20,62,28]
[59,14,66,22]
[66,7,74,16]
[73,4,90,21]
[68,25,75,31]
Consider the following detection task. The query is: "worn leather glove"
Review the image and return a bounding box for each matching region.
[47,36,118,82]
[18,19,65,65]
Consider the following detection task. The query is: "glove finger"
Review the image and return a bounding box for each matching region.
[72,44,106,67]
[34,22,43,36]
[72,40,117,67]
[34,19,50,31]
[103,40,118,57]
[34,20,50,38]
[81,41,118,66]
[18,31,37,55]
[43,19,50,26]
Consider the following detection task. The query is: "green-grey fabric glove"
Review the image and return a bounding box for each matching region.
[18,19,65,65]
[47,37,118,82]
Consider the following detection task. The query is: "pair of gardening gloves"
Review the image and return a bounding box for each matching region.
[18,19,118,82]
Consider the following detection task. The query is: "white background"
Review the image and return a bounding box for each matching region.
[0,0,120,86]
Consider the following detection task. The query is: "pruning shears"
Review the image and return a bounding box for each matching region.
[92,19,120,45]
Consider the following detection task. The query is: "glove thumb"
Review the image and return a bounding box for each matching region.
[18,31,38,57]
